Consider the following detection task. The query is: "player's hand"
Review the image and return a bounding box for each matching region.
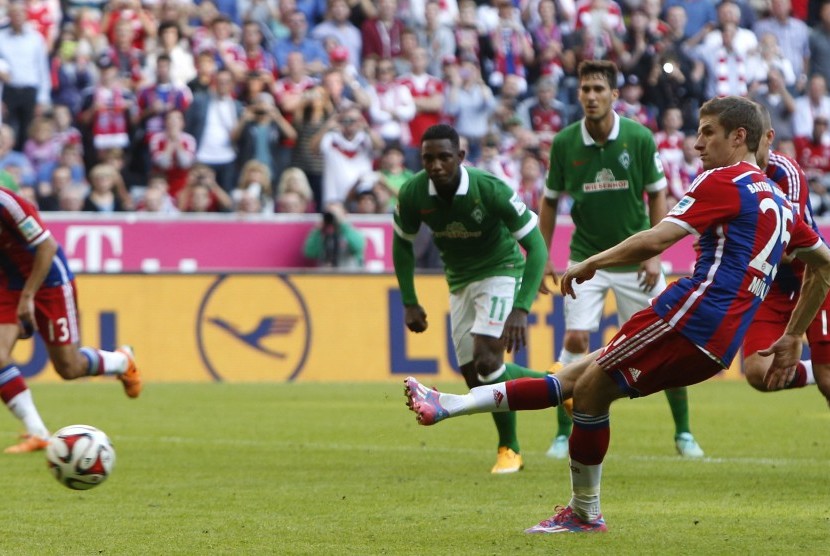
[538,260,559,295]
[758,333,802,390]
[16,295,35,339]
[561,261,595,299]
[638,257,661,293]
[404,304,428,333]
[501,309,528,354]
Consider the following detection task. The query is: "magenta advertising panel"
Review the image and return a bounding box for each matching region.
[41,214,817,274]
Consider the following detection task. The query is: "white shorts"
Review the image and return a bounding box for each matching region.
[563,261,666,331]
[450,276,519,366]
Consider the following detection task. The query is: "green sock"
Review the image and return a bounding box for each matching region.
[556,405,573,438]
[503,362,549,379]
[664,387,690,436]
[491,411,519,453]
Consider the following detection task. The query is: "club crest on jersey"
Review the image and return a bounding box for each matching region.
[618,149,630,169]
[434,221,482,239]
[471,206,484,223]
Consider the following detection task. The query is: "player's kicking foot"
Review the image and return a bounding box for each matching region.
[4,433,49,454]
[546,435,569,459]
[117,346,142,399]
[525,506,608,534]
[675,432,704,458]
[404,377,449,425]
[491,446,523,474]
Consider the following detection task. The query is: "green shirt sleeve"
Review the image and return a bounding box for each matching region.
[514,227,547,311]
[302,228,323,260]
[392,234,418,305]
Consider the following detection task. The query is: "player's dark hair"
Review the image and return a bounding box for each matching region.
[421,124,460,150]
[699,96,762,153]
[577,60,618,89]
[754,102,772,133]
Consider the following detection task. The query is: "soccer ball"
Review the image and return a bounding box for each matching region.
[46,425,116,490]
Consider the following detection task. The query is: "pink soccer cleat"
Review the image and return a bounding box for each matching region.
[403,377,449,426]
[524,506,608,534]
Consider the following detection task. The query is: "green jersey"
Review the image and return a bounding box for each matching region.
[546,112,667,271]
[394,166,538,292]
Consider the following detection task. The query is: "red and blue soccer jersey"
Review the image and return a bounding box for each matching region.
[0,189,73,291]
[656,161,822,366]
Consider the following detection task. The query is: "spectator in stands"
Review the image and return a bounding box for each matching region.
[700,0,758,57]
[653,107,685,205]
[361,0,405,61]
[475,132,516,187]
[241,20,279,85]
[37,164,82,211]
[0,125,36,188]
[572,0,626,63]
[674,134,703,207]
[289,82,332,208]
[530,0,566,86]
[145,22,196,88]
[274,51,318,185]
[753,0,809,91]
[397,47,443,170]
[37,142,85,193]
[619,8,661,85]
[367,60,415,150]
[50,24,94,115]
[516,76,568,156]
[102,18,146,89]
[406,0,457,29]
[795,116,830,176]
[311,105,384,209]
[23,116,61,180]
[377,143,413,209]
[207,15,249,81]
[808,172,830,217]
[393,27,420,77]
[58,184,87,211]
[149,110,197,199]
[185,68,243,193]
[699,23,752,99]
[311,0,362,66]
[491,74,524,131]
[321,60,370,110]
[350,188,382,214]
[277,190,310,213]
[52,105,82,151]
[793,74,830,140]
[276,166,316,213]
[236,92,298,182]
[516,151,544,213]
[177,164,233,212]
[809,2,830,87]
[752,66,796,144]
[485,0,535,94]
[101,0,155,51]
[455,0,483,66]
[240,0,280,30]
[78,55,136,162]
[233,160,274,213]
[188,52,218,96]
[0,1,52,151]
[615,74,658,131]
[136,175,179,214]
[83,163,130,212]
[443,56,497,163]
[415,0,456,79]
[274,9,329,76]
[749,33,797,91]
[303,205,365,268]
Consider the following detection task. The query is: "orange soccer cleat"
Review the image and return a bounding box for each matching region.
[4,434,49,454]
[117,346,142,399]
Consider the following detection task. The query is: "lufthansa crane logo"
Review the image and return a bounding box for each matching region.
[196,275,311,381]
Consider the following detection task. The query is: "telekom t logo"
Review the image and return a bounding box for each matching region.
[64,226,123,272]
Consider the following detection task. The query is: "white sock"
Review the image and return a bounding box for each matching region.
[803,360,816,385]
[439,382,510,416]
[100,350,130,376]
[477,364,506,383]
[559,348,587,366]
[7,390,49,438]
[568,458,603,522]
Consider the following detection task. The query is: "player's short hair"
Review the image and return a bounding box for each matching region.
[754,102,772,133]
[577,60,618,89]
[421,124,460,150]
[699,96,762,153]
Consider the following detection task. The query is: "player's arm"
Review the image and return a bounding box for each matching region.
[18,234,58,331]
[538,196,559,294]
[760,242,830,389]
[392,196,427,333]
[561,220,687,299]
[502,227,548,353]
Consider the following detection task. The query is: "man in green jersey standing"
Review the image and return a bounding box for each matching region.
[539,60,705,459]
[393,124,549,474]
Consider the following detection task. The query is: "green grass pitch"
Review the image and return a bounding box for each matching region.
[1,379,828,554]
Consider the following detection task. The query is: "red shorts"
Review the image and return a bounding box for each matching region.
[743,288,830,364]
[596,308,723,398]
[0,282,80,346]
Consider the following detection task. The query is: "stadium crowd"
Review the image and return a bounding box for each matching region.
[1,0,830,220]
